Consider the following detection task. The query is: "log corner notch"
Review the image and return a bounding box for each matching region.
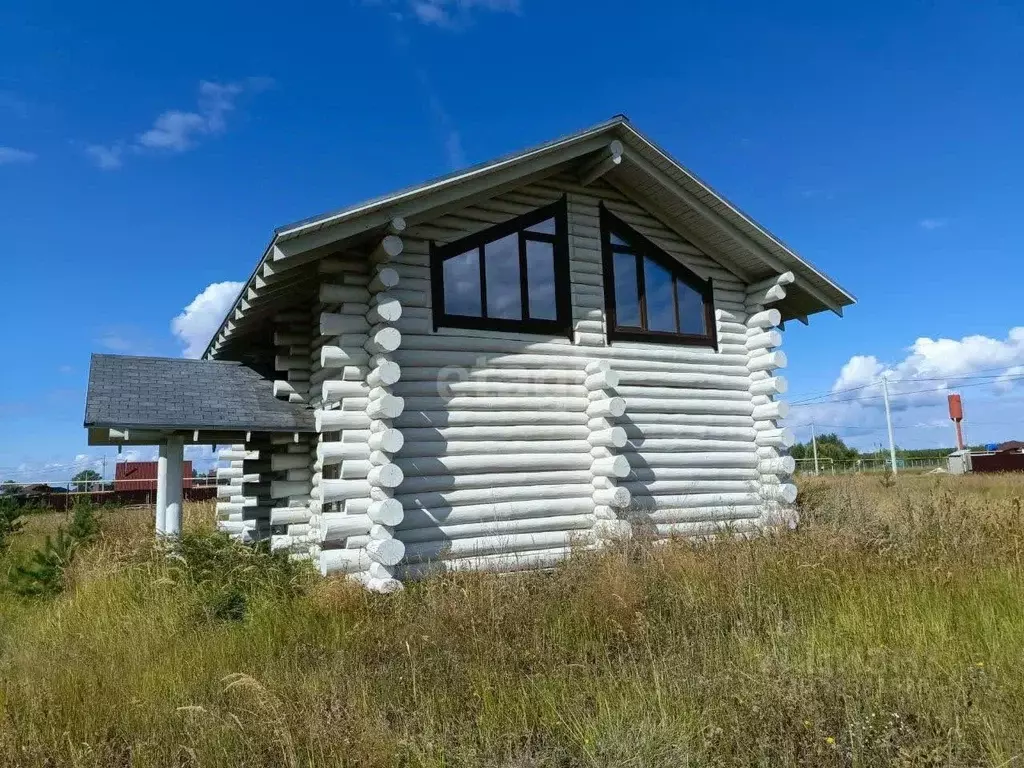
[585,360,632,541]
[744,272,798,524]
[264,308,316,555]
[215,443,275,544]
[578,140,624,187]
[273,309,312,405]
[313,217,407,593]
[267,428,315,556]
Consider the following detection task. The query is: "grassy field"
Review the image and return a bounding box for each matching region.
[1,474,1023,767]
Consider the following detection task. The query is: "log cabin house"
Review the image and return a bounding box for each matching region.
[84,116,855,591]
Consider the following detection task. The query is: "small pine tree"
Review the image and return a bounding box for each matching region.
[9,529,76,597]
[67,500,101,544]
[8,500,102,598]
[0,497,24,556]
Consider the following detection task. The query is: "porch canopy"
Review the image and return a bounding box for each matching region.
[84,354,315,535]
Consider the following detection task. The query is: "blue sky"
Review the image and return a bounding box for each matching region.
[2,0,1023,481]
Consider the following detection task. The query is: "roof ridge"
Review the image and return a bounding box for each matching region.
[273,115,629,237]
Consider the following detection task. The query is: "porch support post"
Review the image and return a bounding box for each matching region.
[165,436,185,537]
[155,443,169,536]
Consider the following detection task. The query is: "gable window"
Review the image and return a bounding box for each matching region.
[600,204,717,347]
[430,197,570,335]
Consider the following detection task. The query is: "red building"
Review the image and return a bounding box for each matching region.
[114,461,194,491]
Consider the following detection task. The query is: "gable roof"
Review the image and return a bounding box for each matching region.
[204,116,855,360]
[85,354,315,433]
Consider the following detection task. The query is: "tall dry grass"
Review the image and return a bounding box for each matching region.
[1,476,1023,766]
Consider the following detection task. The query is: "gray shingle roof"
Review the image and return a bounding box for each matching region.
[85,354,315,432]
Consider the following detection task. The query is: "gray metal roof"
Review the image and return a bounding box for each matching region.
[84,354,315,432]
[273,116,631,238]
[204,116,856,359]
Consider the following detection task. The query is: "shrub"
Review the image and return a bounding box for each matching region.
[8,529,76,597]
[67,500,101,544]
[168,532,311,621]
[0,496,24,556]
[7,499,103,598]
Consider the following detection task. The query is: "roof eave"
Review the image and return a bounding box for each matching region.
[202,118,631,359]
[616,123,855,316]
[202,115,856,356]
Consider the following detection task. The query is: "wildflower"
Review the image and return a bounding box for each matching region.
[975,661,985,668]
[825,736,836,746]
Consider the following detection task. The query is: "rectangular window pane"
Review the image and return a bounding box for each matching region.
[484,233,522,320]
[677,280,707,335]
[443,249,482,316]
[525,240,556,320]
[613,252,641,327]
[525,217,555,234]
[644,257,676,332]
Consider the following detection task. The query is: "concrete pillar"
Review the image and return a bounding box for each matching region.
[165,436,185,537]
[156,443,169,536]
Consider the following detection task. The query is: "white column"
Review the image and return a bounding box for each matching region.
[165,436,185,537]
[155,442,169,536]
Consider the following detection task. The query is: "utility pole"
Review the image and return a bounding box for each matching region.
[811,422,820,475]
[882,375,898,476]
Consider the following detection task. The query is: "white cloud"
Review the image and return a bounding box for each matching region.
[833,328,1024,390]
[4,453,113,485]
[138,110,210,151]
[391,0,520,27]
[410,1,449,23]
[118,449,155,464]
[996,365,1024,392]
[86,78,273,168]
[832,354,885,392]
[0,147,36,165]
[791,327,1024,449]
[85,143,124,170]
[919,218,947,230]
[172,281,244,358]
[184,445,216,466]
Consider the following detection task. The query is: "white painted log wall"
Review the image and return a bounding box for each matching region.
[311,223,407,590]
[302,173,794,587]
[216,442,278,544]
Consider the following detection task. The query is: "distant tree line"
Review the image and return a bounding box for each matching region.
[790,434,984,464]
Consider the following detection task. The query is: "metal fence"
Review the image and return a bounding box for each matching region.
[0,477,220,509]
[794,457,948,475]
[1,477,219,493]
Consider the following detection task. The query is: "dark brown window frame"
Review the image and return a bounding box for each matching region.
[430,196,572,336]
[599,203,717,348]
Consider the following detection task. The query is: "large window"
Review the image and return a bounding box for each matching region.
[600,204,716,347]
[430,197,570,335]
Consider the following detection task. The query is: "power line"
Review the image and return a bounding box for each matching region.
[788,422,890,433]
[790,366,1024,407]
[791,374,1024,408]
[787,381,875,405]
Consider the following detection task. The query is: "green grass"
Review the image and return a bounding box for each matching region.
[1,476,1023,766]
